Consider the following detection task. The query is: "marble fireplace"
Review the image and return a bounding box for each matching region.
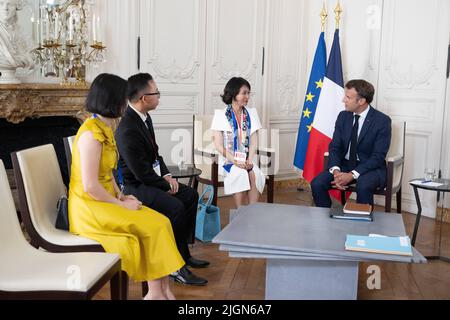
[0,83,90,207]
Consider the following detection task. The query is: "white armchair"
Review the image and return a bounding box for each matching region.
[193,114,275,205]
[0,160,122,300]
[63,135,75,179]
[324,121,406,213]
[12,144,147,299]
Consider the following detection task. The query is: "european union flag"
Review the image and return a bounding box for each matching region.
[293,32,327,170]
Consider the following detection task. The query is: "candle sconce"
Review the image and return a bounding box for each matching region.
[32,0,106,85]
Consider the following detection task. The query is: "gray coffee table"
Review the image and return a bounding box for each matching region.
[213,203,426,300]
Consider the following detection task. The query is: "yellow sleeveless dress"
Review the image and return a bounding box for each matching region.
[68,118,184,281]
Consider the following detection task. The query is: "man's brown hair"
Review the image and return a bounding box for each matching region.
[345,79,375,104]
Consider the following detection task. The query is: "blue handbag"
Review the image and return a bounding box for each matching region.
[195,185,221,242]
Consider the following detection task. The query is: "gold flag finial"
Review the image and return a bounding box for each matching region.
[334,1,343,29]
[320,2,328,32]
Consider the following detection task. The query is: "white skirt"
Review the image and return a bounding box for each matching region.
[223,164,266,195]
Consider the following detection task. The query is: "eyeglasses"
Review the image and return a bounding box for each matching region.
[141,91,160,98]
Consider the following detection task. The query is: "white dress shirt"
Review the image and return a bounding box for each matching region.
[127,103,172,178]
[128,103,148,126]
[329,106,371,180]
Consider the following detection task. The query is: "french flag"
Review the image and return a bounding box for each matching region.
[303,29,345,183]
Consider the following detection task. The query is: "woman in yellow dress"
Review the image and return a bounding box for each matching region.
[68,73,184,300]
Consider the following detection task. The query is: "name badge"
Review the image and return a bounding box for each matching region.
[153,160,161,177]
[234,151,247,164]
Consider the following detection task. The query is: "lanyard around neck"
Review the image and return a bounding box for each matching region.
[232,110,243,149]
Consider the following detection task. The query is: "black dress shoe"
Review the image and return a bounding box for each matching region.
[170,266,208,286]
[186,257,210,268]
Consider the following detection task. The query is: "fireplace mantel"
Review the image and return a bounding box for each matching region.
[0,83,90,124]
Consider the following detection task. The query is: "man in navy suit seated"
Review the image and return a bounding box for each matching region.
[311,79,391,207]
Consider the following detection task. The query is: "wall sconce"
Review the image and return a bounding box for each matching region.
[32,0,106,85]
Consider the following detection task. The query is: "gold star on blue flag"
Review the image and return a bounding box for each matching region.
[303,108,312,119]
[294,32,327,170]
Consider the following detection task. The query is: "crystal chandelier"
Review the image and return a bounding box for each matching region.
[32,0,106,85]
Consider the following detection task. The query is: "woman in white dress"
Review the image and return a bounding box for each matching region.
[211,77,265,208]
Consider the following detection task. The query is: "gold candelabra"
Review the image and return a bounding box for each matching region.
[32,0,106,85]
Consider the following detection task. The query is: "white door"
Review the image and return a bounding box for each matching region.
[138,0,266,164]
[377,0,450,217]
[204,0,267,116]
[139,0,207,164]
[139,0,207,124]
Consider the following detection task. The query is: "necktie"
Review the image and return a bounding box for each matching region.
[145,115,155,138]
[349,114,360,168]
[145,115,158,156]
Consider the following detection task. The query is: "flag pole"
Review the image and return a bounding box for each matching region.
[303,0,345,191]
[321,2,328,33]
[334,1,343,30]
[294,5,328,192]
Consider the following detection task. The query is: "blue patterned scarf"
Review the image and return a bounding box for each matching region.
[223,106,252,173]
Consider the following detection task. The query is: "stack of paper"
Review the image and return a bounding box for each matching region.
[345,234,412,256]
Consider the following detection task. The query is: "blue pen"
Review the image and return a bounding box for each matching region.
[422,180,432,183]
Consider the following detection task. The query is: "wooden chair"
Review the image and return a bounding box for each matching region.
[12,144,148,300]
[0,159,122,300]
[324,121,406,213]
[193,114,275,205]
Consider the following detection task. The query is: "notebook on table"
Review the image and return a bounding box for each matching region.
[330,202,373,221]
[343,202,372,215]
[345,234,413,256]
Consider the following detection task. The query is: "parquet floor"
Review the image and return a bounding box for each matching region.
[94,188,450,300]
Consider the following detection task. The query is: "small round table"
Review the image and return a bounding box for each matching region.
[409,178,450,263]
[167,165,202,189]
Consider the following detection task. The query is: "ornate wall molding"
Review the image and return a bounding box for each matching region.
[210,0,260,83]
[0,84,89,124]
[272,0,303,117]
[383,0,441,89]
[277,75,298,115]
[147,0,202,84]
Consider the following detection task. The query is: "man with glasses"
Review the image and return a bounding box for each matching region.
[116,73,209,286]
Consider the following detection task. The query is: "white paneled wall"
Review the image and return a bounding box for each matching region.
[88,0,139,80]
[88,0,449,216]
[377,0,450,216]
[204,0,266,116]
[265,0,307,178]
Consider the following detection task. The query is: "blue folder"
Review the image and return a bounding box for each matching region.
[345,234,413,256]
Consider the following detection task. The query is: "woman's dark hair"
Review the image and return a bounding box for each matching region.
[127,73,154,102]
[85,73,128,118]
[221,77,251,105]
[345,79,375,104]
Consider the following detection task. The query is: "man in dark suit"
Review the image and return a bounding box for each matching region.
[116,73,209,286]
[311,79,391,207]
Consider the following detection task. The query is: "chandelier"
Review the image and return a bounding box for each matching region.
[32,0,106,85]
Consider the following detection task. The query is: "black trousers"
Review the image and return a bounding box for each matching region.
[124,183,199,262]
[311,160,385,208]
